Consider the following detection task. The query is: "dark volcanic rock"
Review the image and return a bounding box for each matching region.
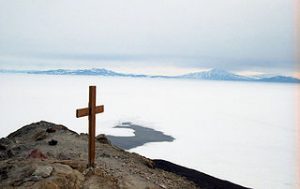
[48,139,58,146]
[0,138,12,146]
[0,144,6,151]
[0,142,30,160]
[46,127,56,133]
[153,159,252,189]
[0,165,12,181]
[96,134,111,144]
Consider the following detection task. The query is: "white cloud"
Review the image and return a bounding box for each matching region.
[0,0,296,71]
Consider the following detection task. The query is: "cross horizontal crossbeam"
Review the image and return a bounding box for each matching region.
[76,105,104,118]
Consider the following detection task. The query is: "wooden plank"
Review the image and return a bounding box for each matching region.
[76,108,89,118]
[76,105,103,118]
[95,105,104,113]
[89,86,96,167]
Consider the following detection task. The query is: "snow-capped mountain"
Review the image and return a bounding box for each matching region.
[178,69,300,83]
[179,68,252,81]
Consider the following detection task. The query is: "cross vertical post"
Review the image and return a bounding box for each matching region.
[76,86,104,168]
[88,86,96,167]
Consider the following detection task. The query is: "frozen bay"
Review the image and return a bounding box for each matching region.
[0,73,298,189]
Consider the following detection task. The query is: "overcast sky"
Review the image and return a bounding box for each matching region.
[0,0,298,75]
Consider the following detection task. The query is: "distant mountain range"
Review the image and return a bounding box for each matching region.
[1,68,299,83]
[29,68,148,78]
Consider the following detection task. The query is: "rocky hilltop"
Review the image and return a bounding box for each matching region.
[0,121,250,189]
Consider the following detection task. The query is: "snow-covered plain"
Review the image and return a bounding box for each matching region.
[0,73,298,189]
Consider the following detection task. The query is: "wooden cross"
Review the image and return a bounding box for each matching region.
[76,86,104,167]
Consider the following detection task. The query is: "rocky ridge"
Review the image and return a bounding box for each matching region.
[0,121,251,189]
[0,121,198,189]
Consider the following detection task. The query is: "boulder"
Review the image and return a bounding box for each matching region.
[96,134,111,144]
[32,165,53,178]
